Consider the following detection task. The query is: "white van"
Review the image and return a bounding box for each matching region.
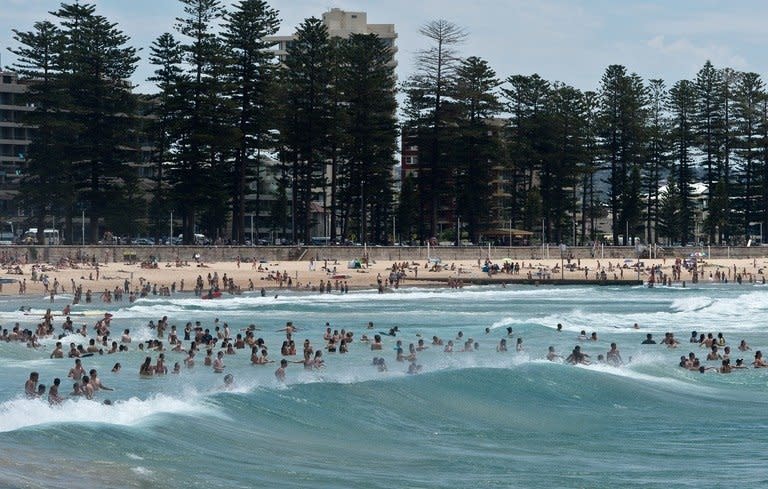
[177,233,209,245]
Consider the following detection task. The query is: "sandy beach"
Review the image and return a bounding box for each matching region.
[2,251,767,302]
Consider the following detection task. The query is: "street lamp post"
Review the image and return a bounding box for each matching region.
[635,243,645,282]
[559,243,567,281]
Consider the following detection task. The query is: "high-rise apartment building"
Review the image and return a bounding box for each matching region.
[268,8,397,64]
[0,71,31,218]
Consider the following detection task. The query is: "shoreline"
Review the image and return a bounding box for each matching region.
[0,251,764,301]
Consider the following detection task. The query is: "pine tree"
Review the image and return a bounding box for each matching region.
[280,17,332,244]
[720,67,738,241]
[452,56,501,243]
[53,3,139,242]
[658,180,682,244]
[221,0,280,244]
[579,90,601,243]
[668,79,697,244]
[340,33,398,244]
[694,61,723,242]
[598,66,648,245]
[502,74,550,234]
[147,32,185,242]
[402,20,466,240]
[644,79,669,244]
[733,72,765,242]
[171,0,228,243]
[543,83,585,243]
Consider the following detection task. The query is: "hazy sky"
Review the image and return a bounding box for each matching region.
[2,0,767,94]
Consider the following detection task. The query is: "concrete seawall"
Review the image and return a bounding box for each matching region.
[3,244,767,264]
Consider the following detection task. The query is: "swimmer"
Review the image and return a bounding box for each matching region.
[68,359,85,381]
[24,372,39,398]
[738,340,751,352]
[48,378,63,405]
[565,345,590,365]
[50,341,64,359]
[718,359,732,374]
[213,351,225,373]
[275,359,288,382]
[606,343,623,366]
[155,354,167,374]
[223,373,234,389]
[753,351,768,368]
[497,339,508,352]
[546,346,561,362]
[89,369,113,391]
[407,361,422,375]
[81,375,94,399]
[370,334,383,351]
[111,363,121,373]
[641,333,656,345]
[139,356,154,376]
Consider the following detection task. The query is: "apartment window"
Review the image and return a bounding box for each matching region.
[2,76,11,84]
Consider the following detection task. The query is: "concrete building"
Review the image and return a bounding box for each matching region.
[0,71,31,220]
[267,8,397,65]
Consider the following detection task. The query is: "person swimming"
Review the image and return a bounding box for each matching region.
[565,345,590,365]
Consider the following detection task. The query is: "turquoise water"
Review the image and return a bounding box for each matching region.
[1,284,768,488]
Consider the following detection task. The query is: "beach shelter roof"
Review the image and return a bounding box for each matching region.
[483,228,534,237]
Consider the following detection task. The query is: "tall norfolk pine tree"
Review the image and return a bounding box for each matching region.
[453,56,501,244]
[53,3,139,242]
[280,17,332,244]
[402,20,467,239]
[221,0,280,244]
[170,0,230,244]
[668,80,696,245]
[147,32,184,242]
[339,33,398,244]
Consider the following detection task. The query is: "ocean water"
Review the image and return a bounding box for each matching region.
[2,284,768,488]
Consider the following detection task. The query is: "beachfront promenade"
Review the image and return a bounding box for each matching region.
[9,244,768,264]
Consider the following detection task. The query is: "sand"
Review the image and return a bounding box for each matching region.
[2,253,767,303]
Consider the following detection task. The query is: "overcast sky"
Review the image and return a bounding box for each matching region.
[2,0,767,94]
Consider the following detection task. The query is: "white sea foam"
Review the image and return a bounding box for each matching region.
[0,394,212,432]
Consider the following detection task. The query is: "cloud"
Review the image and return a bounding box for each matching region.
[646,35,748,72]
